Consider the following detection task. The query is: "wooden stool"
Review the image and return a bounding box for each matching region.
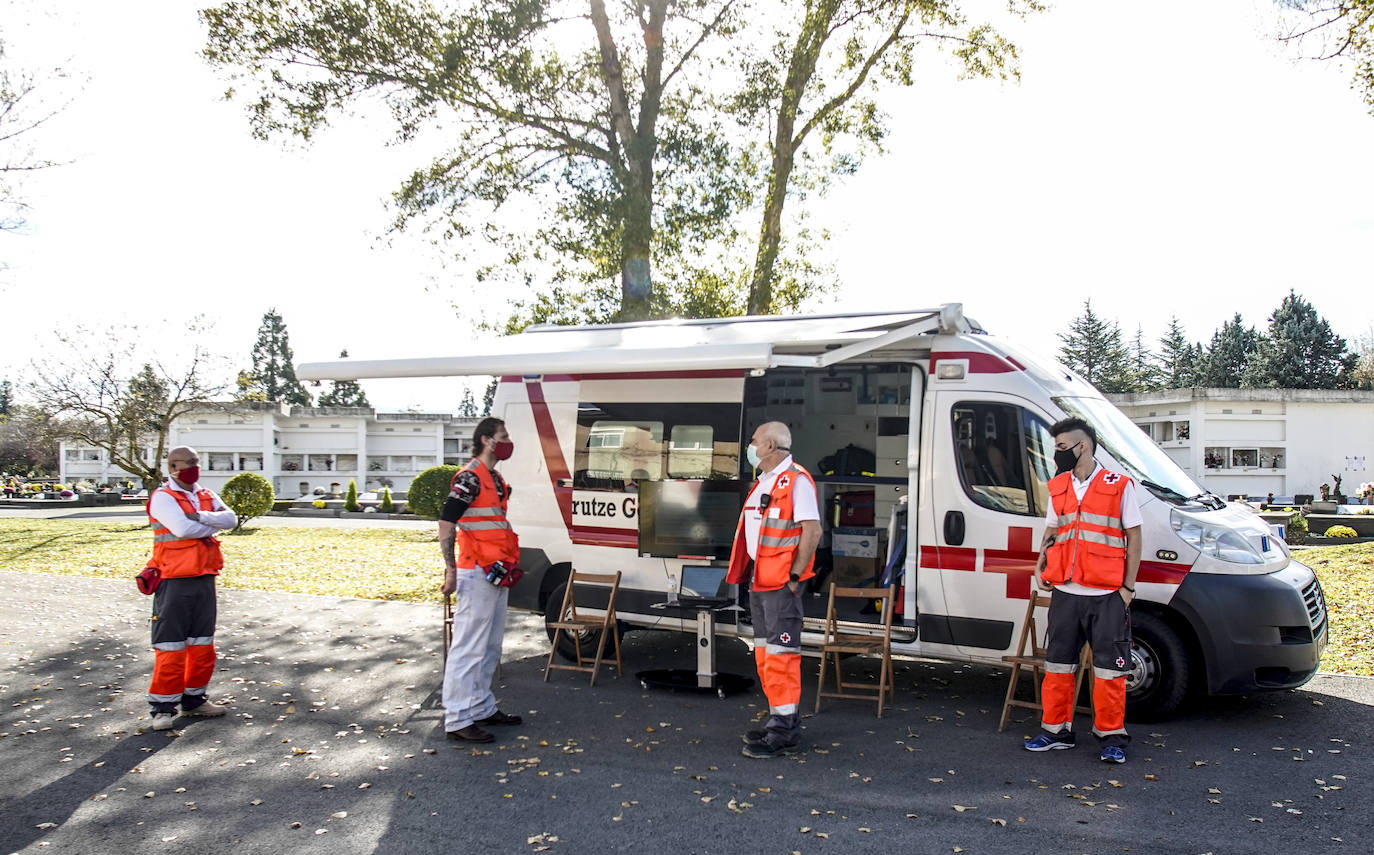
[997,593,1093,733]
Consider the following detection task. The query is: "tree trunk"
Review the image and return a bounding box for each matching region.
[619,179,654,321]
[747,146,795,315]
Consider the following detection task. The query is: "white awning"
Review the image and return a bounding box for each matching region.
[296,342,776,381]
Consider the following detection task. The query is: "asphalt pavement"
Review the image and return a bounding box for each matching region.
[1,568,1370,855]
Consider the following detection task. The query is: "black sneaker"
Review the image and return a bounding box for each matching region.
[740,729,767,745]
[741,739,801,759]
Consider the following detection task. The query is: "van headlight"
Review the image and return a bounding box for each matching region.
[1170,509,1265,565]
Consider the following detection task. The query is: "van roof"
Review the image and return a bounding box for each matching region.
[297,305,982,381]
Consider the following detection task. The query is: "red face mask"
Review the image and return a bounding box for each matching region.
[174,466,200,485]
[492,440,514,461]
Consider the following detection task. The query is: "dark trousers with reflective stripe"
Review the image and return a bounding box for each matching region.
[149,575,217,714]
[750,586,804,746]
[1040,589,1131,748]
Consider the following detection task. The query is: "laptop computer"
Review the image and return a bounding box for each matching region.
[675,565,732,608]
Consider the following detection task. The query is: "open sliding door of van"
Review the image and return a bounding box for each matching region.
[744,363,919,636]
[925,390,1060,662]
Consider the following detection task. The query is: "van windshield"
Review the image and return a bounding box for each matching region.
[1053,396,1205,504]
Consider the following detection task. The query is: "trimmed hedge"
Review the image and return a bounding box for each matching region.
[221,472,275,531]
[406,465,460,520]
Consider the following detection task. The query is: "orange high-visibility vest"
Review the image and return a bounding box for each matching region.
[727,463,817,592]
[148,486,224,579]
[454,459,520,569]
[1044,469,1130,590]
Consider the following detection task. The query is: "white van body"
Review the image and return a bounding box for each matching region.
[299,306,1327,717]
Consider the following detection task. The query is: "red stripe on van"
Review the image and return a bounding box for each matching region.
[920,545,977,572]
[930,351,1025,374]
[524,381,574,531]
[571,525,639,549]
[1137,561,1189,585]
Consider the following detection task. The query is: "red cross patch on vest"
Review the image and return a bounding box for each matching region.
[776,473,791,490]
[1103,473,1121,484]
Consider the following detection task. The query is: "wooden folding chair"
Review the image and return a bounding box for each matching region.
[815,584,897,717]
[544,571,623,686]
[997,592,1093,732]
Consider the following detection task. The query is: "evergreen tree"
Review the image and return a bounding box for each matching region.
[246,309,311,406]
[1057,300,1133,393]
[458,386,478,418]
[482,379,497,416]
[344,478,360,512]
[1197,314,1259,387]
[1129,324,1162,392]
[1241,290,1355,389]
[0,379,12,417]
[1156,316,1199,388]
[1352,327,1374,390]
[316,350,370,408]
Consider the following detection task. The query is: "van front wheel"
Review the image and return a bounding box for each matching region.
[1125,610,1189,721]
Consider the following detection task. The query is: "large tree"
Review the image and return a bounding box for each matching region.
[0,378,12,416]
[0,404,56,477]
[1278,1,1374,114]
[1057,300,1132,393]
[203,0,751,322]
[316,349,370,407]
[1241,289,1355,388]
[28,331,228,490]
[243,309,312,406]
[1196,313,1260,388]
[735,0,1037,314]
[1156,315,1199,388]
[1353,325,1374,389]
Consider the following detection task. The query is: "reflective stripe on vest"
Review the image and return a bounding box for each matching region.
[149,486,223,579]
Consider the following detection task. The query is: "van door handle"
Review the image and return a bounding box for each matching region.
[943,510,965,546]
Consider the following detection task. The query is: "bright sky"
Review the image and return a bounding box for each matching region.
[2,0,1371,411]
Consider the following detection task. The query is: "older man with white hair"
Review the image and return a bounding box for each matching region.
[726,421,821,758]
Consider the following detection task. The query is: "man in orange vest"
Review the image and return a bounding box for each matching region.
[438,417,523,743]
[728,421,821,758]
[146,446,237,731]
[1027,418,1141,763]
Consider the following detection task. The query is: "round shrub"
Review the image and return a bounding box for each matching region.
[1323,525,1358,538]
[406,465,460,520]
[221,472,275,531]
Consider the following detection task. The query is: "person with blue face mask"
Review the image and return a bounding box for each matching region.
[725,421,821,757]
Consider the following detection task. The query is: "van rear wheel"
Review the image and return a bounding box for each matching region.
[1125,610,1189,721]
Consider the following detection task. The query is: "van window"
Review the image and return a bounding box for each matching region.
[574,402,742,489]
[952,402,1052,516]
[668,425,714,477]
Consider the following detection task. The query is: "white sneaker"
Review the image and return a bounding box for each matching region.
[183,702,228,718]
[150,713,177,731]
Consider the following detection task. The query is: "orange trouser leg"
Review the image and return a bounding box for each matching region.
[1092,674,1128,739]
[184,642,217,701]
[1040,670,1076,732]
[150,647,188,708]
[762,650,802,712]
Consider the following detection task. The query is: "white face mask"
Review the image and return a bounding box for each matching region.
[746,443,763,468]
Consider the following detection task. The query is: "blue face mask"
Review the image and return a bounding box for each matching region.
[746,443,762,468]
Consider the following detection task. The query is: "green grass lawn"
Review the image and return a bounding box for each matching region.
[1,519,1370,675]
[0,518,442,603]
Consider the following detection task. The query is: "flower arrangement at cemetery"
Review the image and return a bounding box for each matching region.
[1324,525,1358,538]
[1359,482,1374,501]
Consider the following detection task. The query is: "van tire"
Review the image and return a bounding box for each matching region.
[1126,610,1189,721]
[543,582,624,664]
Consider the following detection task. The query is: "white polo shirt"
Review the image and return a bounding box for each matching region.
[743,455,820,560]
[1044,463,1140,596]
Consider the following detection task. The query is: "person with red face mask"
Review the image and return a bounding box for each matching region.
[438,416,523,742]
[145,446,237,731]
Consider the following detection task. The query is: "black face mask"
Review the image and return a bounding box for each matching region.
[1053,443,1082,475]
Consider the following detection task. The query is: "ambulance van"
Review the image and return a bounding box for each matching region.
[299,305,1327,718]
